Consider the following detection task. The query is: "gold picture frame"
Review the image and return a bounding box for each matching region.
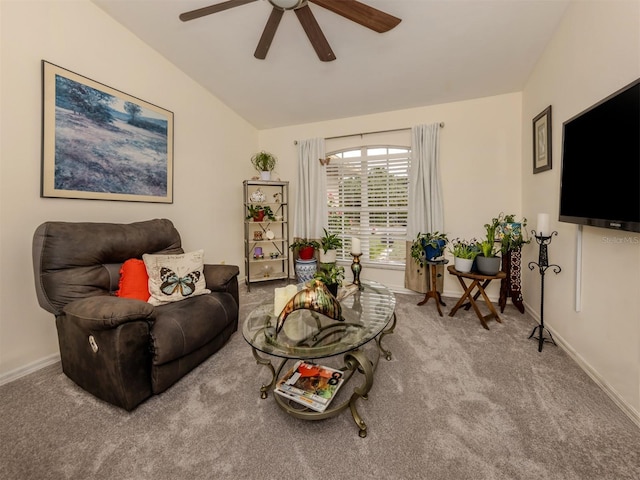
[41,61,174,203]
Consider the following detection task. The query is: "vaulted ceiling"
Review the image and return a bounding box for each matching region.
[93,0,571,129]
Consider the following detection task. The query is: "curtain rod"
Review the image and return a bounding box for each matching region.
[293,123,444,145]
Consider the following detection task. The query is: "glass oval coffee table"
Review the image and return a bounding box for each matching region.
[242,280,396,438]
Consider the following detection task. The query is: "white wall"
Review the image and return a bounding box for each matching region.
[259,93,523,296]
[0,0,257,378]
[521,0,640,419]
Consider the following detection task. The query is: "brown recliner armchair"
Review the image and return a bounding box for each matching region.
[32,219,239,410]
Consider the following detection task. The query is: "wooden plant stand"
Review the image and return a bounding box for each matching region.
[499,247,525,313]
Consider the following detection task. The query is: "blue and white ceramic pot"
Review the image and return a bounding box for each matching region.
[295,258,317,283]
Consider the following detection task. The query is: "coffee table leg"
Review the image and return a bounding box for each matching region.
[344,350,374,438]
[377,313,396,361]
[251,346,282,399]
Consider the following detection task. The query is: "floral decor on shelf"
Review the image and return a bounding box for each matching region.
[250,151,277,180]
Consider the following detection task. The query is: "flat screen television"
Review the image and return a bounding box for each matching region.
[559,78,640,233]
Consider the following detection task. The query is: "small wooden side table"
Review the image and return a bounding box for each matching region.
[447,266,507,330]
[417,259,449,316]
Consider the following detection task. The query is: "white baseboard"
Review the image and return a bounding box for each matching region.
[523,301,640,428]
[0,353,61,387]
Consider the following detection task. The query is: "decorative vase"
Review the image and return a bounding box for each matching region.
[454,257,474,273]
[260,171,271,181]
[249,188,266,202]
[253,210,265,222]
[298,246,315,260]
[423,239,446,261]
[295,258,317,283]
[476,255,501,275]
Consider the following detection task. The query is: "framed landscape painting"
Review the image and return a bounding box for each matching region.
[41,61,173,203]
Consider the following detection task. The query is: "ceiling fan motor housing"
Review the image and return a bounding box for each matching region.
[268,0,306,10]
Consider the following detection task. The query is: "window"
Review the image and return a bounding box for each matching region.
[326,146,410,267]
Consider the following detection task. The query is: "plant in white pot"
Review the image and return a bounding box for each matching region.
[319,228,342,264]
[250,151,277,181]
[449,238,479,273]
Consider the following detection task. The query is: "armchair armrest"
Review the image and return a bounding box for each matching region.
[62,295,154,331]
[204,264,240,304]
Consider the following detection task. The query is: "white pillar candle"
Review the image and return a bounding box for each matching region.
[351,237,361,255]
[274,284,298,316]
[537,213,550,237]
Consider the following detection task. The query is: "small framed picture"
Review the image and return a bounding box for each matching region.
[532,105,552,174]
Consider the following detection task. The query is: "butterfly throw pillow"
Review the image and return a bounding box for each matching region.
[143,249,211,306]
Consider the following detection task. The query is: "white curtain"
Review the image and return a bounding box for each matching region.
[293,138,327,240]
[405,123,445,292]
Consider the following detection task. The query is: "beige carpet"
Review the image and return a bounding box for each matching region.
[1,283,639,480]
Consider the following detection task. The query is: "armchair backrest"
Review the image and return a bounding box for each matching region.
[32,218,182,315]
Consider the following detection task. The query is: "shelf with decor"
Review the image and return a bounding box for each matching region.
[243,180,290,291]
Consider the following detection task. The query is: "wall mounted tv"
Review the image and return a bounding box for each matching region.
[559,78,640,233]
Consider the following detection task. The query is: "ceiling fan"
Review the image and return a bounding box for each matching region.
[179,0,401,62]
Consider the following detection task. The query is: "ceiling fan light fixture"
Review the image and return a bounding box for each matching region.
[268,0,305,11]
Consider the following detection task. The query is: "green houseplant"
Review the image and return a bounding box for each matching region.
[246,204,275,222]
[289,238,320,260]
[497,214,530,254]
[476,215,501,275]
[449,237,479,273]
[410,231,449,271]
[319,227,342,263]
[250,151,277,180]
[314,264,345,297]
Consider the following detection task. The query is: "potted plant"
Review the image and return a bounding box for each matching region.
[448,238,479,273]
[289,238,320,261]
[497,213,530,254]
[250,151,277,181]
[313,264,345,297]
[246,204,276,222]
[476,216,501,275]
[319,227,342,264]
[410,231,449,271]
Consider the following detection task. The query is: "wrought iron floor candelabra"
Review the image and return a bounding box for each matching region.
[528,231,561,352]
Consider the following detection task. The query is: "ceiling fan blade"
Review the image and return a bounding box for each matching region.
[309,0,401,33]
[254,7,285,59]
[179,0,258,22]
[294,4,336,62]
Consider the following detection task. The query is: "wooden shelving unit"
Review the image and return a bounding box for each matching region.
[243,180,290,291]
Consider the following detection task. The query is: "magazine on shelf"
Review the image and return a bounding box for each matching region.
[274,360,345,413]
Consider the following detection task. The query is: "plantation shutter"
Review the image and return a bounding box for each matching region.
[325,146,410,266]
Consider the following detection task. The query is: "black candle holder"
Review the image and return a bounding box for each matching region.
[528,230,561,352]
[351,253,363,290]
